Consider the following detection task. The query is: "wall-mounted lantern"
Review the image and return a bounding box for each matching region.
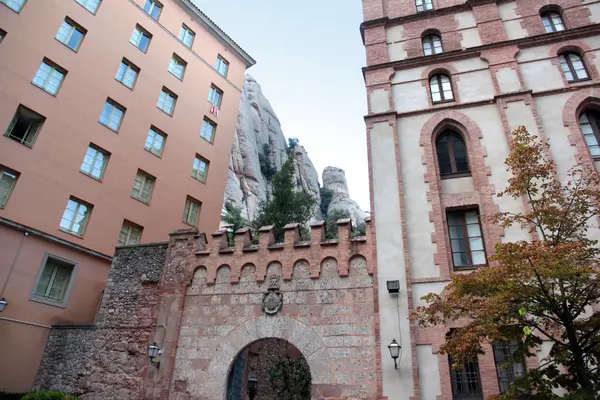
[388,338,402,369]
[147,342,161,368]
[247,377,258,400]
[0,298,7,312]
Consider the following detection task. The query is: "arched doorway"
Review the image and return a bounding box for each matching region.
[226,338,311,400]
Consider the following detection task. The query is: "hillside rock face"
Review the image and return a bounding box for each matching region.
[322,167,367,224]
[224,75,364,224]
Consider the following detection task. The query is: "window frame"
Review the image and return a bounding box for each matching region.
[79,143,110,181]
[1,0,26,13]
[55,17,86,52]
[578,110,600,160]
[4,104,45,147]
[0,166,19,208]
[449,354,484,400]
[192,155,209,183]
[131,170,155,204]
[30,253,78,308]
[423,34,443,56]
[98,98,126,132]
[200,117,216,143]
[178,24,195,48]
[416,0,433,12]
[208,85,223,108]
[541,11,565,33]
[216,55,229,77]
[492,341,526,394]
[143,0,162,20]
[115,58,140,89]
[144,126,167,157]
[168,53,187,81]
[32,58,67,96]
[75,0,101,14]
[436,130,470,178]
[59,197,93,238]
[157,87,177,116]
[429,74,454,104]
[182,195,201,227]
[118,220,143,246]
[130,24,152,53]
[447,208,487,270]
[559,52,590,83]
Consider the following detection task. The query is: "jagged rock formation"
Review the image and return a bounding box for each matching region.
[322,166,367,224]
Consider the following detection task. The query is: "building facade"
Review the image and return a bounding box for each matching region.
[361,0,600,398]
[0,0,254,392]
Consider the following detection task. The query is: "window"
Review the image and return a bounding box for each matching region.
[59,197,92,236]
[192,155,209,182]
[118,220,143,246]
[449,354,483,400]
[130,24,152,53]
[578,110,600,158]
[423,34,443,56]
[447,209,486,269]
[416,0,433,12]
[541,11,565,33]
[168,54,187,80]
[216,56,229,77]
[559,52,589,82]
[183,196,201,226]
[131,170,155,204]
[493,341,525,394]
[143,0,162,20]
[1,0,26,12]
[157,87,177,115]
[200,118,216,142]
[430,74,454,103]
[208,85,223,108]
[0,28,7,43]
[99,99,126,132]
[32,255,75,306]
[144,126,166,157]
[75,0,101,14]
[0,167,19,208]
[115,58,139,89]
[32,59,66,96]
[436,131,469,176]
[179,24,195,48]
[56,18,86,51]
[80,144,109,180]
[4,105,45,147]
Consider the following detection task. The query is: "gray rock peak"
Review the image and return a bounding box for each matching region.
[322,167,366,225]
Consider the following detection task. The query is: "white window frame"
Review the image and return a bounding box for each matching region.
[192,155,209,182]
[0,167,19,208]
[75,0,101,14]
[99,99,125,132]
[183,196,201,226]
[168,54,186,80]
[143,0,162,20]
[115,59,139,89]
[178,24,195,47]
[157,88,177,116]
[131,170,155,204]
[1,0,26,13]
[80,144,109,180]
[30,253,77,308]
[59,197,92,237]
[416,0,433,12]
[130,25,152,53]
[216,56,229,77]
[32,59,66,96]
[208,86,223,108]
[118,220,143,246]
[56,18,86,51]
[144,127,166,157]
[200,118,216,142]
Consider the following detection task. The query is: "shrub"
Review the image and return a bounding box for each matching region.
[21,392,78,400]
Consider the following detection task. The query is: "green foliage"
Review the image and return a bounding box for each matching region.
[259,143,277,181]
[354,221,367,237]
[252,159,315,241]
[21,392,78,400]
[221,202,246,233]
[268,357,311,400]
[0,393,26,400]
[325,209,350,239]
[319,187,333,216]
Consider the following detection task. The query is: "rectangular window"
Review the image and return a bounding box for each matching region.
[80,144,109,180]
[144,126,166,157]
[208,85,223,108]
[32,59,67,96]
[178,24,195,47]
[4,105,45,147]
[157,87,177,116]
[131,170,155,204]
[183,196,201,226]
[449,355,483,400]
[75,0,101,14]
[1,0,26,12]
[168,54,187,80]
[192,155,209,182]
[143,0,162,20]
[0,28,7,43]
[493,341,525,394]
[118,220,143,246]
[130,24,152,53]
[56,18,86,51]
[32,255,75,305]
[0,166,19,208]
[200,118,216,142]
[59,197,92,236]
[216,56,229,77]
[447,209,486,269]
[115,58,139,89]
[416,0,433,12]
[99,98,125,132]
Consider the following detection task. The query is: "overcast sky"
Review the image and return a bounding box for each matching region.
[193,0,370,211]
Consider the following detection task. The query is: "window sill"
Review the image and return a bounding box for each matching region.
[131,196,150,206]
[182,221,198,228]
[115,79,135,91]
[3,134,34,148]
[54,38,79,53]
[157,108,174,117]
[192,176,207,184]
[567,77,592,84]
[207,100,221,109]
[200,135,214,144]
[130,42,148,54]
[441,172,471,180]
[168,71,184,81]
[31,83,58,97]
[98,121,120,133]
[79,170,103,182]
[58,228,85,239]
[145,148,163,158]
[432,99,455,105]
[29,296,67,309]
[454,264,487,271]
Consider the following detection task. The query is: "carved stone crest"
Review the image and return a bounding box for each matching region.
[262,276,283,315]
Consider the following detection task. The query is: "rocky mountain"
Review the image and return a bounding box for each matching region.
[223,75,364,224]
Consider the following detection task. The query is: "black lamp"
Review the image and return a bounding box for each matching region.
[388,338,401,369]
[386,280,400,294]
[247,377,257,400]
[147,342,161,368]
[0,298,7,312]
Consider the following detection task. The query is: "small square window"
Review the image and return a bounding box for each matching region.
[130,24,152,53]
[118,220,143,246]
[216,56,229,77]
[183,196,201,226]
[168,54,187,80]
[0,166,19,208]
[31,254,76,307]
[99,98,126,132]
[80,144,109,180]
[208,85,223,108]
[0,28,7,43]
[75,0,101,14]
[143,0,162,20]
[144,126,166,157]
[178,24,195,48]
[200,118,216,142]
[192,155,209,183]
[115,58,139,89]
[4,105,45,147]
[56,18,86,51]
[59,197,92,237]
[157,87,177,116]
[1,0,26,13]
[131,170,155,204]
[32,59,67,96]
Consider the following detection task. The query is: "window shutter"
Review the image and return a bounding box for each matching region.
[35,263,55,298]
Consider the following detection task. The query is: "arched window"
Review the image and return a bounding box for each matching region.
[436,130,469,176]
[416,0,433,12]
[541,11,565,32]
[559,52,589,82]
[578,110,600,158]
[423,34,443,56]
[429,74,454,103]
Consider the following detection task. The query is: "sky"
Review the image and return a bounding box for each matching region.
[192,0,371,211]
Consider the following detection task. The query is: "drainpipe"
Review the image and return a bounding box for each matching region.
[0,231,28,298]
